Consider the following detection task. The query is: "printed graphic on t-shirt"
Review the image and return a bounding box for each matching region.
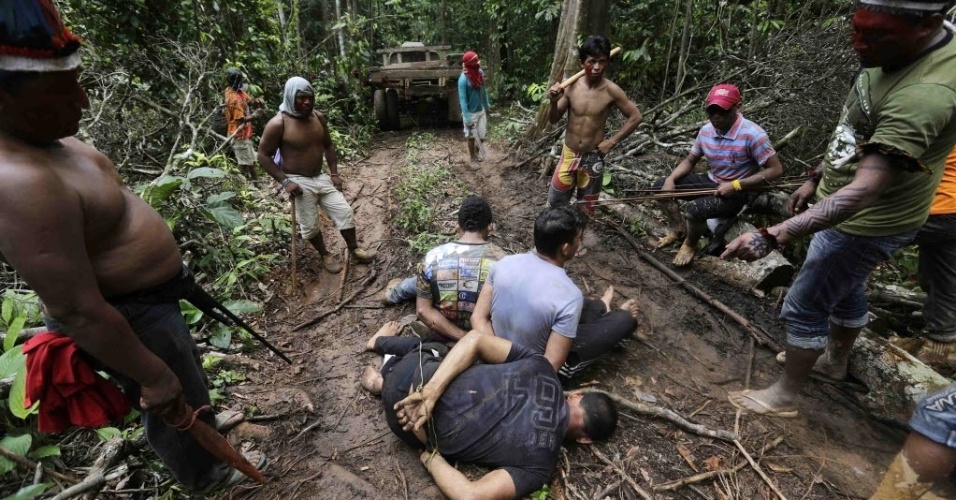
[417,243,505,330]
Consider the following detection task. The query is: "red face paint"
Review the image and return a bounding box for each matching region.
[851,8,924,68]
[583,56,608,81]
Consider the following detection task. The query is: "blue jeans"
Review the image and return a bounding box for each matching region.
[910,383,956,447]
[45,301,228,489]
[385,276,418,305]
[916,214,956,342]
[780,228,916,350]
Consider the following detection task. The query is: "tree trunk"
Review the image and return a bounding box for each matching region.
[334,0,346,58]
[673,0,694,95]
[582,0,610,38]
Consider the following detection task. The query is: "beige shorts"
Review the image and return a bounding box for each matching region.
[231,139,257,166]
[288,173,355,239]
[462,110,487,139]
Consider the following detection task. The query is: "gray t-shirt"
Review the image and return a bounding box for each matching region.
[489,253,583,353]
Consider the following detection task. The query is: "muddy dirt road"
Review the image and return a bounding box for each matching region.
[221,129,907,499]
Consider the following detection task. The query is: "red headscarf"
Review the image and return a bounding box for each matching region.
[462,51,483,89]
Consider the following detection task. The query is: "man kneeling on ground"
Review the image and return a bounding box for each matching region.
[381,195,506,342]
[472,206,641,380]
[363,324,618,499]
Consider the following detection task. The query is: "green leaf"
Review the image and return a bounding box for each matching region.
[3,316,25,352]
[602,170,612,188]
[1,299,11,325]
[141,176,184,207]
[179,300,204,325]
[0,434,32,475]
[2,483,52,500]
[204,205,244,230]
[9,363,38,419]
[209,326,232,349]
[186,167,227,180]
[222,299,262,315]
[96,427,122,442]
[27,445,60,460]
[206,191,236,206]
[0,347,23,379]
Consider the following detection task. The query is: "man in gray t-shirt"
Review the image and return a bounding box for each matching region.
[473,206,640,380]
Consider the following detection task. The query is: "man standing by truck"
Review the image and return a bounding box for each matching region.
[458,51,491,163]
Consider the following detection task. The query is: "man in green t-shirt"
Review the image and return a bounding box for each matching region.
[721,0,956,418]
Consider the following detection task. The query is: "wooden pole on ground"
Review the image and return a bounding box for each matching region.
[291,197,298,296]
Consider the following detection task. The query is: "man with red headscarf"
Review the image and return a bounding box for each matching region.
[458,51,491,162]
[722,0,956,419]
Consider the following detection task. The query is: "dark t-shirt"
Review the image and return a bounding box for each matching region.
[392,343,569,496]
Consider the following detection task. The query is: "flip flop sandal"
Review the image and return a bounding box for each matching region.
[727,390,799,419]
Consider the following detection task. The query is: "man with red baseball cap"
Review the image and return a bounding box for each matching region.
[651,83,783,267]
[722,0,956,439]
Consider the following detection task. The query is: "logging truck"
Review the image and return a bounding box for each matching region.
[368,42,474,130]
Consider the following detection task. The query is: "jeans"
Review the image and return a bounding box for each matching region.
[780,228,916,350]
[386,276,418,305]
[910,383,956,447]
[45,301,227,489]
[916,214,956,342]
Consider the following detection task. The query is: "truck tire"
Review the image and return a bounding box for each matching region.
[373,89,387,129]
[386,89,400,130]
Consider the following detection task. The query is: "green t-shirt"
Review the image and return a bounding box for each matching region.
[817,34,956,236]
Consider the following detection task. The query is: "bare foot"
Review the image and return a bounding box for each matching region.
[672,241,696,267]
[366,321,402,352]
[619,299,640,323]
[727,386,799,418]
[361,365,383,395]
[653,231,683,250]
[775,351,848,382]
[600,286,614,311]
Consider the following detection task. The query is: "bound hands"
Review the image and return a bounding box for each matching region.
[787,182,817,216]
[394,384,436,432]
[140,368,187,421]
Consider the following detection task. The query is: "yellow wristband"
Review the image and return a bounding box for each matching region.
[732,179,743,191]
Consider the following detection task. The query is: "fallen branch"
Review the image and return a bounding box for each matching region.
[0,446,79,484]
[337,249,351,304]
[654,435,785,491]
[734,439,788,500]
[603,219,779,349]
[591,447,654,500]
[577,389,738,442]
[294,257,390,331]
[52,438,125,500]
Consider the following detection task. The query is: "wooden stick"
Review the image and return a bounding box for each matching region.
[654,435,785,491]
[294,257,390,330]
[290,197,299,296]
[577,389,738,442]
[603,220,777,348]
[51,438,125,500]
[591,447,654,500]
[0,446,78,484]
[337,248,350,304]
[559,47,623,89]
[734,439,788,500]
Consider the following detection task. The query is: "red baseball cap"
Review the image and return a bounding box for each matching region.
[706,84,741,110]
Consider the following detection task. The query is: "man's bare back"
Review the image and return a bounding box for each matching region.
[0,135,182,297]
[259,111,329,178]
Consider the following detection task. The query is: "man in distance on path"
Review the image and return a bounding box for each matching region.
[258,77,376,274]
[459,51,491,163]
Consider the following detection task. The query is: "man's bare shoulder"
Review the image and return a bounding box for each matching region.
[263,113,285,130]
[0,137,101,188]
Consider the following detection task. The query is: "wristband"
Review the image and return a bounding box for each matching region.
[732,179,743,191]
[281,178,291,187]
[757,227,780,251]
[330,173,340,177]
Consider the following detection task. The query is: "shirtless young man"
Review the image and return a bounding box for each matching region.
[258,77,375,274]
[547,35,642,212]
[0,2,261,491]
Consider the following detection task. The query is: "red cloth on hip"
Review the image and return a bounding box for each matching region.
[23,333,131,433]
[462,51,483,88]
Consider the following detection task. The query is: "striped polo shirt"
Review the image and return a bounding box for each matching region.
[690,114,776,182]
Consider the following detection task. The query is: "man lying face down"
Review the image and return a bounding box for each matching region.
[362,326,618,498]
